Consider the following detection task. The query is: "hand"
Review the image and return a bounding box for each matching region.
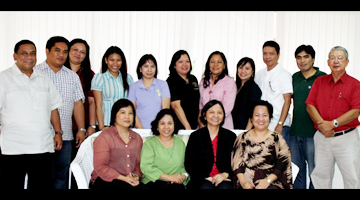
[167,174,186,184]
[274,124,283,134]
[240,180,255,189]
[86,126,96,137]
[123,173,140,187]
[212,173,228,186]
[255,178,270,189]
[130,172,139,181]
[53,133,63,151]
[317,121,335,138]
[75,131,86,148]
[205,173,229,186]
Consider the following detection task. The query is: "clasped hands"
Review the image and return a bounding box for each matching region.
[121,172,140,187]
[205,173,230,186]
[317,120,335,138]
[240,179,270,189]
[163,174,187,184]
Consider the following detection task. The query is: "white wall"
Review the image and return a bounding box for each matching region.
[0,11,275,81]
[2,11,360,82]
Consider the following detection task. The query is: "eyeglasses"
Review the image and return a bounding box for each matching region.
[329,57,345,62]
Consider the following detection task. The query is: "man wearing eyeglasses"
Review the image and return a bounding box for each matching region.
[306,46,360,189]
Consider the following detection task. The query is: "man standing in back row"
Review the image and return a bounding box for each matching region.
[306,46,360,189]
[35,36,86,189]
[0,40,63,189]
[290,45,326,189]
[255,40,293,143]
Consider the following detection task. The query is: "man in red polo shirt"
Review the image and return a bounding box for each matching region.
[305,46,360,189]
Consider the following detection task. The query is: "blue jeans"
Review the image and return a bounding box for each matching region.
[53,140,72,189]
[288,135,315,189]
[282,126,290,145]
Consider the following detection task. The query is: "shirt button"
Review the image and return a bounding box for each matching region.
[127,164,130,167]
[127,155,129,157]
[125,145,128,147]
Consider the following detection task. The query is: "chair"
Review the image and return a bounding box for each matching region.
[291,162,300,184]
[68,131,102,189]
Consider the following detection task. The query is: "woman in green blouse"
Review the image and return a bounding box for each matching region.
[140,109,189,189]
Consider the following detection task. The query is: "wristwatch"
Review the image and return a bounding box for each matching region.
[55,130,63,135]
[278,121,283,125]
[333,119,339,128]
[78,128,86,132]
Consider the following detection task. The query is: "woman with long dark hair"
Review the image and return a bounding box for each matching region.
[166,50,200,130]
[91,46,133,131]
[64,38,96,136]
[231,57,262,130]
[198,51,237,130]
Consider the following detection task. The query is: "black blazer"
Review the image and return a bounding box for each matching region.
[185,127,236,189]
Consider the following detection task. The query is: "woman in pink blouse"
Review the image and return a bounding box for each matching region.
[198,51,237,130]
[89,99,145,189]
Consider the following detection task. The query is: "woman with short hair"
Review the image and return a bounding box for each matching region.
[185,100,236,189]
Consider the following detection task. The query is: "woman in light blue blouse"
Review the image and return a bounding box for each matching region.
[128,54,170,129]
[91,46,133,130]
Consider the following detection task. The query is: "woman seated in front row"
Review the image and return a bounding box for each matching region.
[185,100,236,189]
[89,99,145,189]
[231,100,292,189]
[140,109,189,189]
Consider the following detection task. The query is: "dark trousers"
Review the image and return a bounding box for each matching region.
[200,180,233,189]
[0,152,54,189]
[145,180,185,189]
[89,177,147,189]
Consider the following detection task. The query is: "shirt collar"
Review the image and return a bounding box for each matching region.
[41,60,67,74]
[328,71,349,84]
[297,66,322,80]
[104,70,121,79]
[139,78,157,89]
[11,63,40,78]
[108,126,138,140]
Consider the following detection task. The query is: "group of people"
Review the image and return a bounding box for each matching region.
[0,35,359,189]
[90,98,292,189]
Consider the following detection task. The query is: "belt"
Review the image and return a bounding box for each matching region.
[332,128,356,137]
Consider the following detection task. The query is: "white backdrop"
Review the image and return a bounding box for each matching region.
[2,11,360,82]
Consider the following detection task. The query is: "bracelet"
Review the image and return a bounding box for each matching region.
[55,130,63,135]
[266,177,272,184]
[182,173,189,179]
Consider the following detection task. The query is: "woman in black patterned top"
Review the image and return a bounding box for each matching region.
[231,100,292,189]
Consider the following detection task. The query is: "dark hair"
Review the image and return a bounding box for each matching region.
[263,40,280,55]
[14,40,36,53]
[46,36,69,52]
[202,51,229,88]
[235,57,256,89]
[101,46,130,94]
[151,109,179,136]
[64,38,93,92]
[136,54,158,79]
[168,50,193,77]
[249,100,273,120]
[110,99,136,127]
[200,100,226,127]
[294,44,316,59]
